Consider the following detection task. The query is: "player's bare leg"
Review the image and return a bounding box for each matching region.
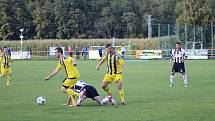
[1,73,7,85]
[116,81,125,105]
[101,81,112,95]
[62,95,72,106]
[93,96,103,105]
[1,74,5,82]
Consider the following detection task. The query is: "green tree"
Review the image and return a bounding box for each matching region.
[122,12,137,38]
[0,0,16,40]
[14,0,35,39]
[176,0,212,26]
[33,6,46,39]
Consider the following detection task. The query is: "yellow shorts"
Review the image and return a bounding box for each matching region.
[103,74,122,83]
[1,67,12,76]
[62,77,79,88]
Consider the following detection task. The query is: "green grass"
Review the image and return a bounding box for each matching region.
[0,60,215,121]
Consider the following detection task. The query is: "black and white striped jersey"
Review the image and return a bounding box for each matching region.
[72,80,88,93]
[171,48,186,63]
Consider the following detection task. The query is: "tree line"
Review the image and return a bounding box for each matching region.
[0,0,214,40]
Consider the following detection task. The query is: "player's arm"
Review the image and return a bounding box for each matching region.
[122,63,126,72]
[44,68,60,81]
[119,57,126,73]
[169,57,173,64]
[72,57,77,66]
[45,63,63,81]
[183,50,188,60]
[96,54,106,70]
[96,58,105,70]
[169,50,174,64]
[0,55,2,63]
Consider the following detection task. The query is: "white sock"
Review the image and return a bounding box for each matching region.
[183,74,188,85]
[100,97,109,105]
[170,75,174,85]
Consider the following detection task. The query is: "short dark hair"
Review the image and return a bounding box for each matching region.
[55,47,63,54]
[176,42,181,45]
[105,44,112,48]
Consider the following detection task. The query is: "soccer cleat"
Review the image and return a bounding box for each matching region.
[185,84,188,88]
[121,101,126,105]
[68,104,74,107]
[6,83,12,86]
[107,95,116,106]
[169,84,173,88]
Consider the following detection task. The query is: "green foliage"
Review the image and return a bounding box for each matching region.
[176,0,212,26]
[0,0,214,40]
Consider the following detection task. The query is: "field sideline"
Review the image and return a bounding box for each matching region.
[0,60,215,121]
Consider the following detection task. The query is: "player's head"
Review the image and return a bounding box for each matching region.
[175,42,181,50]
[55,47,63,58]
[3,47,7,52]
[68,52,73,57]
[105,44,114,54]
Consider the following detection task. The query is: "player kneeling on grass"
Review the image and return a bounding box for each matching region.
[65,80,116,106]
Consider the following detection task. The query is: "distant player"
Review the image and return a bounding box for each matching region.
[98,47,103,58]
[45,47,80,106]
[169,42,189,87]
[96,44,126,105]
[65,80,116,106]
[121,45,126,59]
[0,47,12,85]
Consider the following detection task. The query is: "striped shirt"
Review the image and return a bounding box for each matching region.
[0,52,11,68]
[171,48,186,63]
[103,52,124,75]
[72,80,88,93]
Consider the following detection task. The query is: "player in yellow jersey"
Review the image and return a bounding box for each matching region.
[0,47,12,85]
[45,47,80,106]
[96,44,126,105]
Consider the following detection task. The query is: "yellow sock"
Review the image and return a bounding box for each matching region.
[119,89,125,102]
[103,87,112,95]
[70,95,77,106]
[66,89,80,97]
[6,75,12,85]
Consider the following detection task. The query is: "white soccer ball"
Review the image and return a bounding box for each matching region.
[37,96,46,105]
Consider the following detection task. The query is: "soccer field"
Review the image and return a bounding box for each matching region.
[0,60,215,121]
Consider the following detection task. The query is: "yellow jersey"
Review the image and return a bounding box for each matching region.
[56,56,80,78]
[103,52,124,75]
[0,52,11,69]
